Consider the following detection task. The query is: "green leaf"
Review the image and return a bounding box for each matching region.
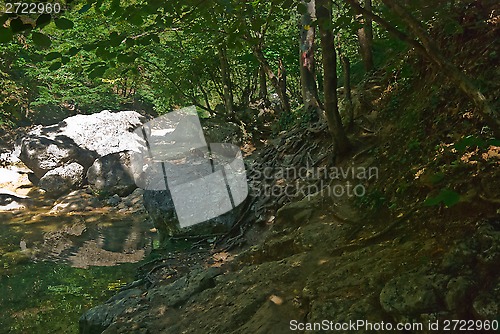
[82,43,98,51]
[487,138,500,146]
[36,14,52,28]
[0,27,13,43]
[297,3,307,14]
[45,52,62,61]
[440,189,460,207]
[67,47,79,56]
[10,18,31,33]
[125,38,135,47]
[54,18,75,30]
[31,32,52,48]
[429,172,445,184]
[61,56,71,64]
[127,12,144,26]
[79,4,92,13]
[109,32,123,47]
[424,189,460,208]
[88,61,106,71]
[49,62,62,71]
[152,34,160,44]
[117,53,137,63]
[0,14,9,26]
[89,66,108,79]
[454,135,486,152]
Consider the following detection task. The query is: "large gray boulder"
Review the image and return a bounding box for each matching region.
[143,188,245,245]
[38,162,85,197]
[19,135,95,179]
[379,273,449,315]
[79,288,144,334]
[20,110,145,178]
[87,151,137,197]
[19,110,146,196]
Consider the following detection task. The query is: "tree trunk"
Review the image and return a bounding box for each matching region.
[299,0,322,113]
[252,46,291,114]
[339,45,354,130]
[258,64,269,104]
[347,0,500,137]
[316,0,351,156]
[357,0,374,72]
[218,44,234,116]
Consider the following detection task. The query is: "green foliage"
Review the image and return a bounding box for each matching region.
[454,135,500,152]
[356,189,386,210]
[424,188,460,208]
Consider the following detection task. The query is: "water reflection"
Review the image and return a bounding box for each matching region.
[1,192,154,269]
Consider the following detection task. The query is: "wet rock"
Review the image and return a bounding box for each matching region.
[79,288,144,334]
[0,189,30,211]
[107,194,121,207]
[87,151,137,197]
[380,273,448,315]
[49,189,101,213]
[38,162,84,197]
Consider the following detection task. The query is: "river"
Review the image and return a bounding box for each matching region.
[0,165,155,333]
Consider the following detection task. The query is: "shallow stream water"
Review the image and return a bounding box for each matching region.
[0,201,155,333]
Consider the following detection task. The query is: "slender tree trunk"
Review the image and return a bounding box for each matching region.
[198,83,213,115]
[316,0,350,155]
[357,0,374,72]
[258,64,268,104]
[339,45,354,129]
[347,0,499,137]
[277,59,289,111]
[218,44,234,116]
[299,0,322,112]
[252,46,291,114]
